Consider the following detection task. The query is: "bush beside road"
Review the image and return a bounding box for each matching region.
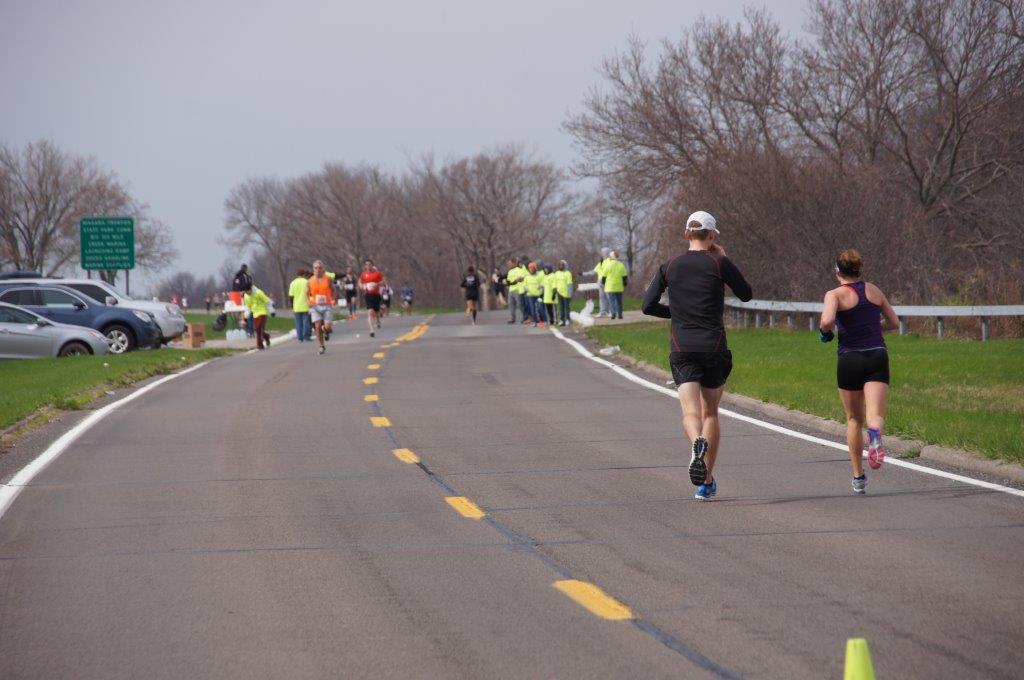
[587,323,1024,465]
[0,349,234,433]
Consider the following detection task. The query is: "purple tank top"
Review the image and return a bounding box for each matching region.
[836,281,886,354]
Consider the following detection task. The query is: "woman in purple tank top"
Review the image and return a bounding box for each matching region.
[818,250,900,495]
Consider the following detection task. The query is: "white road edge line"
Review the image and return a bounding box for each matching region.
[550,327,1024,499]
[0,360,214,520]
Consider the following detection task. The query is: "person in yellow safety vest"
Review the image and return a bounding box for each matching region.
[523,261,546,327]
[242,283,273,350]
[553,260,574,326]
[584,247,612,317]
[602,251,629,319]
[288,268,312,342]
[505,257,530,324]
[542,263,558,327]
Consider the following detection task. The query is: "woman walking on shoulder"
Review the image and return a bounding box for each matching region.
[819,249,900,494]
[642,211,752,500]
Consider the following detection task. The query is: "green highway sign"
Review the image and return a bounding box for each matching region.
[80,217,135,270]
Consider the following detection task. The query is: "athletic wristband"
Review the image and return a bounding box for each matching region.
[819,329,835,343]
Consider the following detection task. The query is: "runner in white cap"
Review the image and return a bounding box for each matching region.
[642,210,752,500]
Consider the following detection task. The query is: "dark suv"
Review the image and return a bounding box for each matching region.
[0,283,160,353]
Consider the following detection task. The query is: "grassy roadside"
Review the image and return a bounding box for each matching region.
[0,349,235,434]
[571,296,642,313]
[587,323,1024,464]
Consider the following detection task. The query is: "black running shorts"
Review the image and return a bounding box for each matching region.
[837,349,889,390]
[670,350,733,389]
[364,294,382,312]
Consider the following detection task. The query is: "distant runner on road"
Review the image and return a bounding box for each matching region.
[308,260,335,355]
[400,283,414,315]
[641,210,752,500]
[359,259,386,338]
[341,267,359,320]
[461,266,481,325]
[819,249,900,494]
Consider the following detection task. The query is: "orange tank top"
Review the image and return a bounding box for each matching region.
[308,276,334,305]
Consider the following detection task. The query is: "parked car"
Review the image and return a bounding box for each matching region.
[0,301,109,358]
[0,283,160,354]
[3,276,186,344]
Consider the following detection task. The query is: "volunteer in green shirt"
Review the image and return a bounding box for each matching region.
[242,283,273,350]
[542,263,557,327]
[288,268,311,342]
[602,251,629,319]
[505,257,530,324]
[524,261,545,327]
[554,260,574,326]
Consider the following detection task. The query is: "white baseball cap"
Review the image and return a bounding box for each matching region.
[686,210,719,233]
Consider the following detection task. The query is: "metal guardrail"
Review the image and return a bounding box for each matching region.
[725,298,1024,340]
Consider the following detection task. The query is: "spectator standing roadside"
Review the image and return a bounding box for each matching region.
[524,261,545,327]
[585,248,612,317]
[205,294,212,314]
[505,257,527,324]
[542,263,557,327]
[602,251,628,319]
[289,268,312,342]
[554,260,573,326]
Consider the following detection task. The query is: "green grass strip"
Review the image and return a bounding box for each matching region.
[0,349,234,431]
[587,323,1024,465]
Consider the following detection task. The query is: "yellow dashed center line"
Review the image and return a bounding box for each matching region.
[370,416,391,427]
[367,363,381,370]
[372,352,385,359]
[392,448,420,464]
[363,377,379,385]
[364,394,379,402]
[553,580,633,620]
[445,496,485,519]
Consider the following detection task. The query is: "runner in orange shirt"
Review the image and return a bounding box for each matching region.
[359,259,386,338]
[308,260,335,354]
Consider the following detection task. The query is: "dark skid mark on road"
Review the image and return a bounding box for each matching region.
[371,345,745,680]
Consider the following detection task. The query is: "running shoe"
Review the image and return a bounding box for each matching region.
[370,331,375,338]
[507,320,516,324]
[318,346,325,355]
[688,437,709,486]
[867,429,885,470]
[694,478,717,500]
[851,474,867,494]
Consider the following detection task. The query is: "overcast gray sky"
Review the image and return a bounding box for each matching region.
[2,0,805,291]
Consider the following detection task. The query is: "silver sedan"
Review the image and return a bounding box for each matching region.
[0,302,110,358]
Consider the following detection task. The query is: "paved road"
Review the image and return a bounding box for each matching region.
[1,311,1022,679]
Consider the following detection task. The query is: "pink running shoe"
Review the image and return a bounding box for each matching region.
[867,428,885,470]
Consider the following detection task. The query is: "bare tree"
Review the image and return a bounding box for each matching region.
[416,146,574,308]
[0,140,177,281]
[223,177,293,302]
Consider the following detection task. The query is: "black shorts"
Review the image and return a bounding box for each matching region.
[345,291,357,301]
[364,294,382,311]
[670,350,733,389]
[465,291,479,301]
[837,349,889,390]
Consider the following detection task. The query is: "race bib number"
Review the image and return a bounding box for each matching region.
[345,282,355,290]
[316,294,327,304]
[366,282,378,292]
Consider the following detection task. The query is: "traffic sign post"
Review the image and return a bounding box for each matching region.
[80,217,135,293]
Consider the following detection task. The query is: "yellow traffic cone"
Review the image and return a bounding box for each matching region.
[843,638,876,680]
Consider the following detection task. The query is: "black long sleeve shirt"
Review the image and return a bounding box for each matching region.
[642,250,752,353]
